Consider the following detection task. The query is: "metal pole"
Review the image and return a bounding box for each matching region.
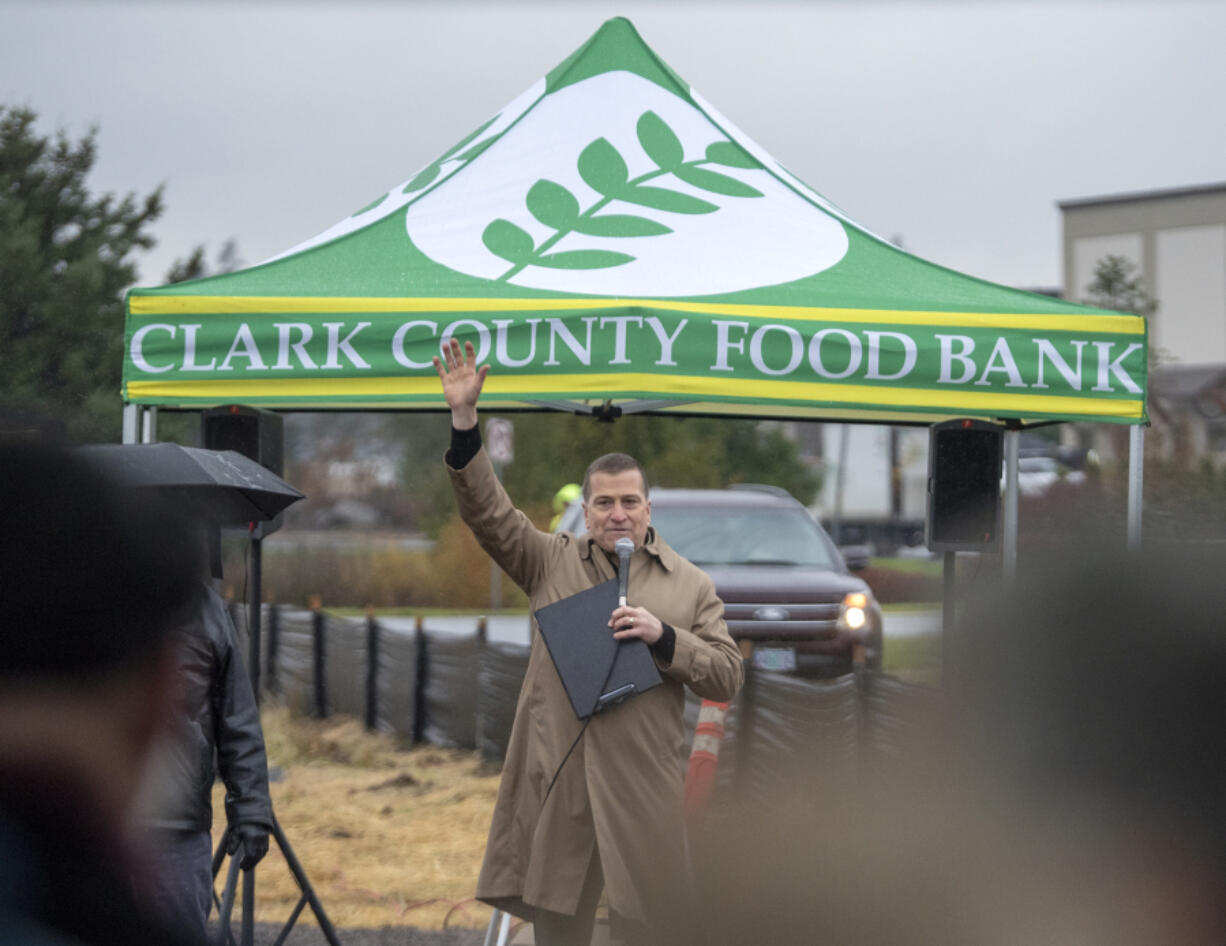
[265,603,279,695]
[365,609,379,731]
[1128,424,1145,550]
[888,426,901,552]
[248,535,263,699]
[140,405,158,443]
[941,550,956,687]
[475,616,488,758]
[312,603,327,719]
[241,870,255,946]
[831,423,849,544]
[268,815,344,946]
[1002,428,1019,585]
[122,404,141,444]
[214,855,242,946]
[413,616,427,745]
[214,821,343,946]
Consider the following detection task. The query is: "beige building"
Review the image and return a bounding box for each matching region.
[1060,182,1226,467]
[1060,182,1226,366]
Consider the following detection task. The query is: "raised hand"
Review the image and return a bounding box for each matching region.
[433,338,489,429]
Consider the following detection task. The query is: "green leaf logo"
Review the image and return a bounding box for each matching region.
[577,138,630,196]
[535,249,634,270]
[617,184,717,215]
[573,214,671,238]
[403,114,502,196]
[350,193,389,218]
[402,165,441,195]
[636,111,684,170]
[526,180,580,231]
[442,116,500,162]
[705,140,760,170]
[494,110,766,281]
[482,219,536,266]
[672,164,762,198]
[404,72,851,295]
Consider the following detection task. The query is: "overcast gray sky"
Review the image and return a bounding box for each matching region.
[3,0,1222,293]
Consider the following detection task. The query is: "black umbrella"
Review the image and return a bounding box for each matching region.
[78,443,304,525]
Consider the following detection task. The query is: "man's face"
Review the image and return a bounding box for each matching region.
[583,469,651,553]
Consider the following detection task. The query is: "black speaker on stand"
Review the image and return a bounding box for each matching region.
[202,405,285,540]
[926,419,1003,686]
[926,419,1003,553]
[200,405,340,946]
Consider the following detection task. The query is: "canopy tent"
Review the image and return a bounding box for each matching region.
[122,17,1147,430]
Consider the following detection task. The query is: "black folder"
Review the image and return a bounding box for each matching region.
[534,578,662,720]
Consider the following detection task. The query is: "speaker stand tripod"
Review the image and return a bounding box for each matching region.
[211,817,342,946]
[209,532,341,946]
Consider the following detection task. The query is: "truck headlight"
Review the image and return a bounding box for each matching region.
[838,592,869,632]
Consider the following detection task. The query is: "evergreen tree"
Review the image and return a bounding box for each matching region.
[491,412,822,509]
[407,411,821,536]
[0,106,163,441]
[1083,254,1157,318]
[1083,253,1165,373]
[164,238,242,285]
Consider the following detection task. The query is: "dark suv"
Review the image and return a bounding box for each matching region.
[556,484,883,677]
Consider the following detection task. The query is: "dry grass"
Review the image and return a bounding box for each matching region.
[222,519,530,609]
[212,705,501,931]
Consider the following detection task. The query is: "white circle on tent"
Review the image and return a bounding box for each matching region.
[405,71,848,298]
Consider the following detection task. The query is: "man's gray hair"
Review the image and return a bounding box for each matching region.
[582,453,649,501]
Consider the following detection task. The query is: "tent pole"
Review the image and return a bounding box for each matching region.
[140,406,158,444]
[122,404,141,444]
[1127,424,1144,550]
[1002,428,1019,585]
[831,424,849,544]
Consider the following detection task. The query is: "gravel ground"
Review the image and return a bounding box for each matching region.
[213,923,487,946]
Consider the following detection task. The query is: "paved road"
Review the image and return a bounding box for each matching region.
[419,609,940,647]
[882,608,941,638]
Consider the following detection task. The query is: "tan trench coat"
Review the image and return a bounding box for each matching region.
[450,448,743,927]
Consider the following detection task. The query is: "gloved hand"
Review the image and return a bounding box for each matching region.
[228,823,270,870]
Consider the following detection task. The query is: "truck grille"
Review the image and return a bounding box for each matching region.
[722,598,843,642]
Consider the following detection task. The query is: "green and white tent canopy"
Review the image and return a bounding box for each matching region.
[124,17,1146,426]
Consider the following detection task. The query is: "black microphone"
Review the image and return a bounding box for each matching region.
[615,537,633,606]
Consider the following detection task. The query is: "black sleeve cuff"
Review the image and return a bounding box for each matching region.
[651,623,676,665]
[445,423,482,469]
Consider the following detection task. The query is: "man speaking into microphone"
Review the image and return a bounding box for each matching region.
[433,338,743,946]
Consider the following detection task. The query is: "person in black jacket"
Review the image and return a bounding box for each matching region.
[136,579,274,937]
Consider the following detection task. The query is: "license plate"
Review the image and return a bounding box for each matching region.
[751,646,796,672]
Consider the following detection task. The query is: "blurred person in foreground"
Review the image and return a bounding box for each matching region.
[0,439,205,945]
[946,543,1226,944]
[692,542,1226,945]
[133,570,273,938]
[434,338,744,946]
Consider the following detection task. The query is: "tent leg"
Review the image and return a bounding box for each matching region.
[1002,428,1019,585]
[122,404,142,444]
[141,406,158,444]
[831,423,849,544]
[1128,424,1144,550]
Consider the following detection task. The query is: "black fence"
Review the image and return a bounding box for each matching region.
[230,604,943,793]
